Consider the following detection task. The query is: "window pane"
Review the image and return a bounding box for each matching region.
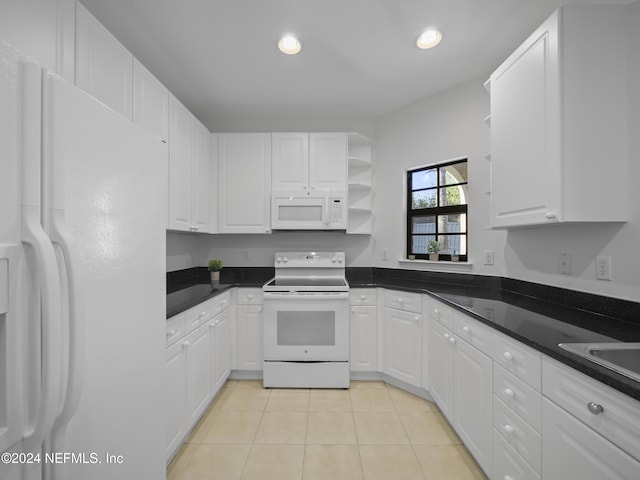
[439,162,468,185]
[411,235,435,254]
[437,214,467,234]
[438,235,467,255]
[439,185,468,206]
[412,216,436,234]
[412,190,437,209]
[412,169,437,190]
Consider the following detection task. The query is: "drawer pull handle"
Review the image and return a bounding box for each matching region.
[444,333,450,340]
[351,307,356,313]
[448,336,456,344]
[587,402,604,415]
[258,307,262,312]
[504,476,514,480]
[360,295,366,300]
[397,298,404,303]
[503,351,513,361]
[166,329,177,337]
[504,388,515,398]
[503,424,515,435]
[462,326,470,333]
[433,308,439,315]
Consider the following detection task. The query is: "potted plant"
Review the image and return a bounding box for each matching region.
[427,240,441,261]
[451,249,459,262]
[208,259,223,287]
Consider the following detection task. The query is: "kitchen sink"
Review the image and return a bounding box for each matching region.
[559,343,640,382]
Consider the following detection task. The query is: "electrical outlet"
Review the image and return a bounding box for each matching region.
[484,250,494,265]
[559,252,572,275]
[382,248,389,261]
[242,250,250,261]
[596,256,612,281]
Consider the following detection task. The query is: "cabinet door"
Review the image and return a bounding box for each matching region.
[383,307,422,387]
[75,3,133,119]
[350,305,378,372]
[542,398,640,480]
[168,95,192,231]
[218,133,272,233]
[212,309,232,392]
[272,133,309,191]
[490,11,561,227]
[185,324,210,428]
[454,338,493,476]
[309,133,347,191]
[165,341,186,460]
[236,304,263,371]
[191,119,210,233]
[429,319,454,422]
[133,58,169,143]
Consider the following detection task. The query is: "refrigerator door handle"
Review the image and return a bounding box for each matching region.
[20,62,63,455]
[20,206,63,453]
[48,209,84,450]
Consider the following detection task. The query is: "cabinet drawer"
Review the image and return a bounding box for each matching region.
[493,428,540,480]
[237,288,263,305]
[211,290,232,316]
[427,299,454,329]
[350,288,377,306]
[491,332,541,390]
[542,356,640,461]
[453,312,494,356]
[186,300,212,333]
[384,290,422,313]
[494,396,542,473]
[166,312,186,347]
[494,364,542,432]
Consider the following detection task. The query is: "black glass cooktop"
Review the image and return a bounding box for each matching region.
[264,278,348,288]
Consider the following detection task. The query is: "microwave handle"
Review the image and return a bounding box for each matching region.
[324,197,330,226]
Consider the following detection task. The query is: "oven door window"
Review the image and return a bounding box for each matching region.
[277,311,335,346]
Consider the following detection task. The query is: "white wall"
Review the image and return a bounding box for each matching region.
[372,1,640,302]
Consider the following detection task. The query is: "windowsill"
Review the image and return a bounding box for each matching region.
[397,259,473,272]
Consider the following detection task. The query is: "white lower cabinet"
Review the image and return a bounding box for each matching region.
[185,323,211,427]
[165,292,232,462]
[383,307,422,387]
[235,288,263,372]
[454,336,493,474]
[428,302,493,477]
[542,398,640,480]
[165,340,186,460]
[211,307,232,393]
[350,289,378,372]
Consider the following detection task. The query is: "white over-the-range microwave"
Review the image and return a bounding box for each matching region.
[271,189,347,230]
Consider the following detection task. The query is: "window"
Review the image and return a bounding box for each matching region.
[407,159,468,261]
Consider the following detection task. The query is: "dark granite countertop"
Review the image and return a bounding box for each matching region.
[166,266,640,402]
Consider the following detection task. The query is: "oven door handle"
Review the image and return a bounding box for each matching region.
[263,292,349,301]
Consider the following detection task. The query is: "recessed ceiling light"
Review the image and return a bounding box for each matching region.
[416,29,442,49]
[278,35,302,55]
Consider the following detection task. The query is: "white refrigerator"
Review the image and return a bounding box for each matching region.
[0,39,167,480]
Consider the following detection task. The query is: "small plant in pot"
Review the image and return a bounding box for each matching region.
[427,240,441,261]
[451,249,460,262]
[208,259,223,287]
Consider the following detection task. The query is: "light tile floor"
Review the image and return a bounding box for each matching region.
[167,380,488,480]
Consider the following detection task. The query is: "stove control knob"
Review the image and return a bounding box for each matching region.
[283,256,289,263]
[276,256,282,263]
[331,256,337,263]
[337,256,344,263]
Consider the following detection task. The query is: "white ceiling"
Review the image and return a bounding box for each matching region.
[80,0,631,131]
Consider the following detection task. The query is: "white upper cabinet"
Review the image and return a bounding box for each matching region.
[168,94,210,233]
[133,58,169,143]
[0,0,75,82]
[75,2,133,119]
[271,133,309,191]
[309,133,347,191]
[272,133,347,192]
[218,133,272,234]
[489,5,628,228]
